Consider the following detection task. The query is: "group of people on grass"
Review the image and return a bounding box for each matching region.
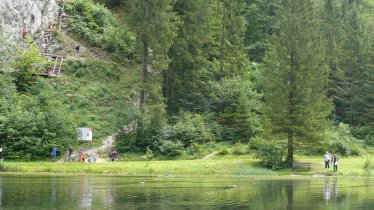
[324,151,339,172]
[50,146,118,162]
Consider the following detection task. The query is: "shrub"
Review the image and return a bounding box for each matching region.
[254,144,285,170]
[186,143,204,155]
[217,146,229,155]
[363,159,373,171]
[158,112,215,148]
[326,123,363,156]
[232,142,250,155]
[158,140,184,157]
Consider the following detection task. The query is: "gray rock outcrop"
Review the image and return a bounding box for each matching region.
[0,0,58,40]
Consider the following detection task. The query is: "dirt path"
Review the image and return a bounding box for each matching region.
[81,135,114,163]
[61,135,114,163]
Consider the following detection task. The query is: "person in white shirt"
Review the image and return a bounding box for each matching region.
[0,145,3,162]
[324,151,331,169]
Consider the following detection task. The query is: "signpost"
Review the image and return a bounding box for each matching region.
[77,128,93,144]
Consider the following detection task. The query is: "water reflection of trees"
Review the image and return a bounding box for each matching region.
[1,176,374,209]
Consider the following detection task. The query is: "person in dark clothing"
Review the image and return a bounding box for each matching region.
[109,149,118,162]
[331,154,339,172]
[68,146,73,161]
[51,146,57,162]
[75,44,80,56]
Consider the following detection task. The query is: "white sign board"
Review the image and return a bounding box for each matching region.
[77,128,93,141]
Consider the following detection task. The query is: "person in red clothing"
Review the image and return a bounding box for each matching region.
[22,29,28,38]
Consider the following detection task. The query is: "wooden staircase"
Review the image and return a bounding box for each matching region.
[40,31,52,53]
[37,0,65,77]
[57,0,65,30]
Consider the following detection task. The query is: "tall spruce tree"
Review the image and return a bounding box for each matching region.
[321,0,346,120]
[216,0,248,78]
[262,0,331,164]
[244,0,279,62]
[126,0,178,147]
[127,0,178,112]
[164,0,216,114]
[337,1,372,125]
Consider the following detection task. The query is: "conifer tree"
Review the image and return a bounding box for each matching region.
[126,0,178,112]
[164,0,216,114]
[337,1,372,125]
[262,0,331,164]
[216,0,248,78]
[126,0,179,147]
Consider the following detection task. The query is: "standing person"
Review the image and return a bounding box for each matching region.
[324,151,331,169]
[109,149,118,162]
[0,145,3,162]
[68,146,73,161]
[331,154,339,172]
[51,146,57,162]
[79,148,85,162]
[75,44,80,56]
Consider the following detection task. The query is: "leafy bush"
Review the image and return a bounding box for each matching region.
[254,143,285,170]
[158,111,215,149]
[232,142,250,155]
[0,76,77,160]
[13,39,46,92]
[217,146,229,155]
[363,159,373,171]
[186,143,204,154]
[326,123,363,156]
[352,125,374,146]
[158,140,184,157]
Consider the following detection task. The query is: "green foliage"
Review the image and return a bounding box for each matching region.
[363,159,374,171]
[65,0,135,61]
[352,126,374,146]
[232,142,250,155]
[63,59,121,81]
[325,123,363,156]
[13,38,46,92]
[158,112,215,148]
[0,75,76,160]
[158,140,184,157]
[208,77,261,142]
[217,146,229,155]
[254,143,285,170]
[186,143,205,155]
[261,0,332,163]
[62,59,138,139]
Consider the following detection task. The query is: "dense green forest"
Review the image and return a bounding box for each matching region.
[0,0,373,167]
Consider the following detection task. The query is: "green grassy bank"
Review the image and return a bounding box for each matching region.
[0,155,373,176]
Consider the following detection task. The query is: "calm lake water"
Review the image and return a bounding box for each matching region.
[0,175,373,209]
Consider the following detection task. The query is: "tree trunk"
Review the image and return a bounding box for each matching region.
[286,51,296,165]
[220,16,225,77]
[139,39,148,113]
[139,0,149,114]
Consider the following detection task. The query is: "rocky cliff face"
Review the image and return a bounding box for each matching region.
[0,0,58,40]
